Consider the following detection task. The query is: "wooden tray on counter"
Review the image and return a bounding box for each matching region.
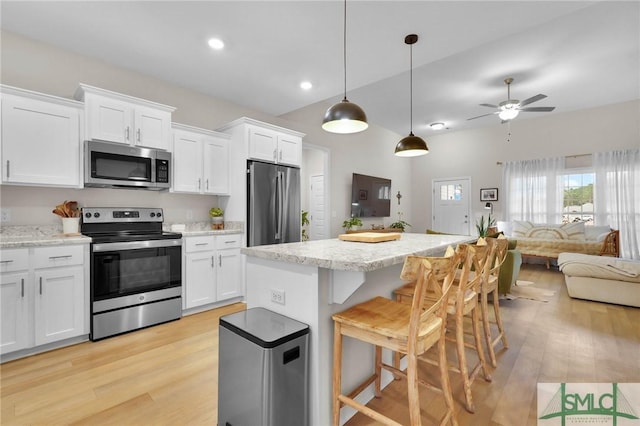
[338,232,401,243]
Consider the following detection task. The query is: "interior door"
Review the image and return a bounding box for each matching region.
[432,177,471,235]
[309,174,327,240]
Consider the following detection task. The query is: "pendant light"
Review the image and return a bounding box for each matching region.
[394,34,429,157]
[322,0,368,134]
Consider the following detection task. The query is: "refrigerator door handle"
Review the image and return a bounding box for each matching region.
[275,170,283,240]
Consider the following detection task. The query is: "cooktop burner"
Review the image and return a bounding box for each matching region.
[80,207,181,243]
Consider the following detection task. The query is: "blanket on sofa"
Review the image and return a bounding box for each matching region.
[558,252,640,283]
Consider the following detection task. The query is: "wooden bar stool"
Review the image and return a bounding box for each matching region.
[480,237,510,367]
[332,252,460,426]
[394,243,494,413]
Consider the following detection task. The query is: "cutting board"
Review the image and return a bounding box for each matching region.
[338,232,401,243]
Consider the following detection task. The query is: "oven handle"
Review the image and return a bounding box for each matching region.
[92,238,182,252]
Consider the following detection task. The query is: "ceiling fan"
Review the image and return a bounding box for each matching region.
[467,77,556,122]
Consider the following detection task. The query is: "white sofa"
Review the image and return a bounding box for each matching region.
[558,252,640,307]
[497,221,619,268]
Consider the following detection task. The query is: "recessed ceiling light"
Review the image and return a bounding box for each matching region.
[430,122,445,130]
[300,81,313,90]
[208,38,224,50]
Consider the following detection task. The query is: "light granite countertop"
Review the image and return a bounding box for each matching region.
[1,222,244,248]
[0,225,91,248]
[241,233,475,272]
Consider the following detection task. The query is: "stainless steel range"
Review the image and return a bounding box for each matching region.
[81,207,182,340]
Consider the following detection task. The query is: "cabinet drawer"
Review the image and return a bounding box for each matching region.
[33,245,84,269]
[216,234,242,249]
[0,249,29,272]
[185,236,216,252]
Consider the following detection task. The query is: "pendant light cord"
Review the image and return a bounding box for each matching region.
[409,41,413,134]
[342,0,347,101]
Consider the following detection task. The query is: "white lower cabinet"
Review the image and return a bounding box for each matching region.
[0,271,30,353]
[34,266,85,346]
[0,245,87,356]
[183,235,242,310]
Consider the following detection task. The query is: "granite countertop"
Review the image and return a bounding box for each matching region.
[0,225,91,248]
[1,221,245,248]
[165,221,244,237]
[241,233,475,272]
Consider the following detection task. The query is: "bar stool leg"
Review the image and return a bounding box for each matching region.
[492,288,509,349]
[332,322,343,426]
[406,351,422,426]
[454,308,474,413]
[374,345,383,397]
[437,334,458,426]
[481,291,497,368]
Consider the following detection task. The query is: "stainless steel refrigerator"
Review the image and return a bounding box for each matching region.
[247,160,301,247]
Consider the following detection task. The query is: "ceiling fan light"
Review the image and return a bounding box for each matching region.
[498,108,519,121]
[430,122,445,130]
[394,133,429,157]
[322,99,368,133]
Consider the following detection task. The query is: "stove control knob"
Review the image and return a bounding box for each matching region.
[94,212,101,218]
[150,212,156,218]
[85,212,92,219]
[157,212,162,218]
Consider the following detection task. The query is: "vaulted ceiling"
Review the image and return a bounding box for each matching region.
[2,1,638,136]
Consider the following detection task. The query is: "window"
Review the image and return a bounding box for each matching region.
[440,184,462,201]
[561,171,595,224]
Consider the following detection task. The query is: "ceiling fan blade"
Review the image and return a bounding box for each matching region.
[479,103,498,108]
[519,94,547,107]
[520,106,556,112]
[467,112,497,121]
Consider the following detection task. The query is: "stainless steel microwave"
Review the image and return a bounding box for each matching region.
[84,140,171,190]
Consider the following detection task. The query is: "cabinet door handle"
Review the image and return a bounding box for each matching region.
[0,260,14,264]
[137,128,141,142]
[6,160,10,179]
[279,150,283,161]
[218,254,222,267]
[21,278,24,298]
[211,256,214,268]
[39,277,43,295]
[125,126,130,141]
[49,255,72,260]
[198,178,201,190]
[206,179,209,191]
[195,243,209,246]
[273,149,277,161]
[224,240,236,244]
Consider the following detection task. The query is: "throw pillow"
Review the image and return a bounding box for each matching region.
[559,222,586,240]
[511,221,533,238]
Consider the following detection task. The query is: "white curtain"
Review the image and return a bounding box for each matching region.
[503,157,565,223]
[594,149,640,260]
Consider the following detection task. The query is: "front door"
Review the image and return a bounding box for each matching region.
[432,177,471,235]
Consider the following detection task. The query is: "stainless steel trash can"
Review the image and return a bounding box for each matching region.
[218,307,309,426]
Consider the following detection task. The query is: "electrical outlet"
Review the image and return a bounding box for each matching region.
[0,209,11,223]
[270,288,285,305]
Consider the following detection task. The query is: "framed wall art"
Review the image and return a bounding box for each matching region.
[480,188,498,201]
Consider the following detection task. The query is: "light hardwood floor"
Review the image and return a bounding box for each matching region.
[1,265,639,425]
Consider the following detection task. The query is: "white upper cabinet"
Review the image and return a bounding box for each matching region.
[1,86,83,188]
[75,84,175,151]
[247,125,302,166]
[172,123,230,195]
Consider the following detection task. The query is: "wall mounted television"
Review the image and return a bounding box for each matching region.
[351,173,391,218]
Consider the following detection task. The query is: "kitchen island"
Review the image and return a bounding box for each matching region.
[241,232,473,426]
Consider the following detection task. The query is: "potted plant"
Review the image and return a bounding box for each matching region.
[209,207,224,230]
[342,216,363,231]
[301,210,310,241]
[389,219,411,232]
[475,213,496,237]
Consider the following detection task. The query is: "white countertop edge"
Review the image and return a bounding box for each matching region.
[1,235,92,249]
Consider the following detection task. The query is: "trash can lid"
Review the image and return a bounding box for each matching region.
[220,307,309,349]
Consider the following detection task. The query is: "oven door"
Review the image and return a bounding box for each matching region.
[91,239,181,303]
